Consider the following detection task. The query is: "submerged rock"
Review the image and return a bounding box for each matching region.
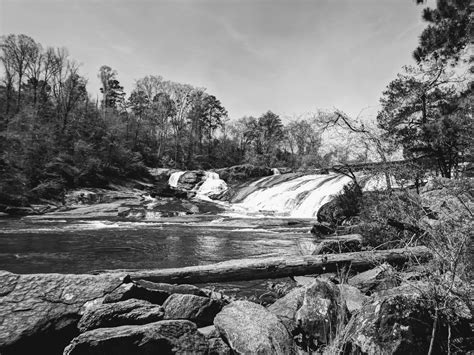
[78,299,164,332]
[64,320,209,355]
[163,294,223,327]
[214,300,293,354]
[0,271,126,355]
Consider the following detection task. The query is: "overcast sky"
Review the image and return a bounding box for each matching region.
[0,0,434,120]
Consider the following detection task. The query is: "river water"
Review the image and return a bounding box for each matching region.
[0,215,315,274]
[0,172,354,275]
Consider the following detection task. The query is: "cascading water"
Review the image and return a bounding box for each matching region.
[196,172,228,197]
[231,173,353,218]
[168,171,185,188]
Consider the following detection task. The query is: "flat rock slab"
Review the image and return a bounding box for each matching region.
[0,270,127,354]
[64,320,209,355]
[78,299,164,332]
[214,300,293,354]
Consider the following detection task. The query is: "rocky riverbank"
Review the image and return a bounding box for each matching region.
[1,255,472,354]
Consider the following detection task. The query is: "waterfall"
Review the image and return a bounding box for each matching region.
[168,171,185,188]
[232,173,353,218]
[196,172,228,197]
[272,168,281,175]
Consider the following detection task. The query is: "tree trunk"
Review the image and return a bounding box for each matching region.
[96,246,432,284]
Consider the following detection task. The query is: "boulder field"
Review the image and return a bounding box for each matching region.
[0,265,472,354]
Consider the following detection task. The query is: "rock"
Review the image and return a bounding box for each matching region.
[214,300,293,354]
[215,164,273,183]
[294,279,345,348]
[103,282,169,305]
[4,206,36,216]
[152,185,188,198]
[198,326,232,354]
[267,287,305,333]
[337,284,367,314]
[312,234,363,255]
[208,337,232,355]
[135,279,209,297]
[293,276,316,287]
[198,325,220,338]
[268,279,346,351]
[310,223,335,237]
[348,263,399,294]
[337,282,473,354]
[0,271,127,355]
[316,199,346,225]
[64,320,209,355]
[177,171,206,191]
[163,294,223,327]
[78,299,164,332]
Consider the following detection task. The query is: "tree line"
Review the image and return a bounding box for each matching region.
[0,0,471,206]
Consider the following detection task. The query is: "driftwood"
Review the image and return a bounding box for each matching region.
[113,246,432,284]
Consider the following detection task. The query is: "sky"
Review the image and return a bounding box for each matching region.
[0,0,435,120]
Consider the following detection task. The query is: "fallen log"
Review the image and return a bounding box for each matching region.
[94,246,432,284]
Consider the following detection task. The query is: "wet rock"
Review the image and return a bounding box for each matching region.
[78,299,164,332]
[310,223,335,237]
[348,262,399,294]
[337,284,367,314]
[177,171,206,191]
[64,320,209,355]
[0,271,126,355]
[214,300,293,354]
[163,294,223,327]
[215,164,273,183]
[4,206,36,216]
[103,282,169,305]
[337,282,473,354]
[312,234,363,255]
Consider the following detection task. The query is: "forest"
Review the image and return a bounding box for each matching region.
[0,0,472,207]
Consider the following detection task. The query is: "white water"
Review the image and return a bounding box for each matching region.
[232,173,353,218]
[196,172,228,197]
[168,171,185,188]
[272,168,280,175]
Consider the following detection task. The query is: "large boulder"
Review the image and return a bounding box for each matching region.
[268,279,346,351]
[64,320,209,354]
[163,294,223,327]
[177,171,206,191]
[78,299,164,332]
[337,282,473,354]
[348,263,399,294]
[214,300,293,354]
[0,271,127,355]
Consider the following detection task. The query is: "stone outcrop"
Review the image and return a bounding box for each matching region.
[337,282,473,354]
[77,299,164,332]
[64,320,209,354]
[163,294,223,327]
[214,300,293,354]
[0,270,127,355]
